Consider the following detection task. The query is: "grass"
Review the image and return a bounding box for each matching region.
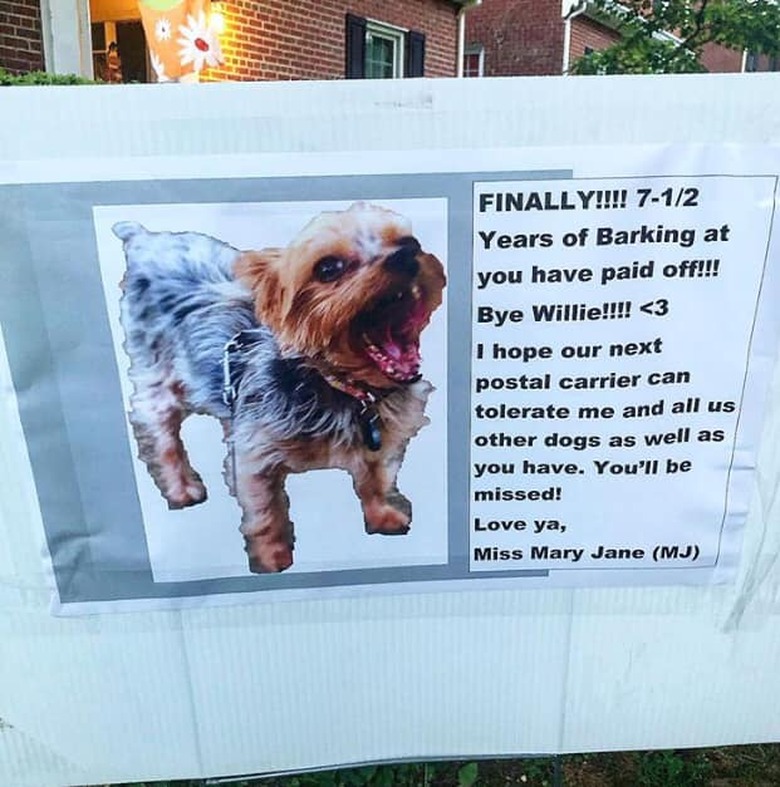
[114,744,780,787]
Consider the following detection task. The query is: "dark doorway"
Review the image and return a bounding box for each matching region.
[116,20,149,83]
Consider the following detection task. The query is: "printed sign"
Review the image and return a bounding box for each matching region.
[0,148,777,612]
[470,175,776,573]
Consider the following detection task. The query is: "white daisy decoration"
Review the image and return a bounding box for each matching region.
[177,12,223,72]
[149,50,169,82]
[154,17,172,42]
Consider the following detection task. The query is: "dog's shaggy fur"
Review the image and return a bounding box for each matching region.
[114,203,445,572]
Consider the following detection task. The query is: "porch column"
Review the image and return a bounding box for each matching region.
[39,0,93,77]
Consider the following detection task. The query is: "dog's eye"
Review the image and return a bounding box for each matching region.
[314,256,348,283]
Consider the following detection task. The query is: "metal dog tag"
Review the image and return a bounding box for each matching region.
[361,409,383,452]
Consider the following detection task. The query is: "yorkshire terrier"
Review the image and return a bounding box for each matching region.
[113,203,445,573]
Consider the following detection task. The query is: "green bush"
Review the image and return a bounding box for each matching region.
[262,761,479,787]
[0,67,99,85]
[636,750,712,787]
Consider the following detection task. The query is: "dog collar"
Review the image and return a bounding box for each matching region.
[322,373,384,453]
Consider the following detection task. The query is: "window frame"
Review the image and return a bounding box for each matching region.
[463,45,484,78]
[345,14,425,80]
[365,19,406,79]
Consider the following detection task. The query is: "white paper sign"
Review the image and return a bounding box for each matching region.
[471,175,776,575]
[0,143,778,613]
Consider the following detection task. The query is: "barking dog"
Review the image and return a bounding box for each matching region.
[113,203,445,573]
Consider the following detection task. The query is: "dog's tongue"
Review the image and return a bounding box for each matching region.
[364,326,421,382]
[361,288,429,382]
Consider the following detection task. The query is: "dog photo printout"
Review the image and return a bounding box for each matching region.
[3,144,778,614]
[93,199,449,582]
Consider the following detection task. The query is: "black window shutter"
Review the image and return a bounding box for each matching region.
[345,14,367,78]
[405,30,425,77]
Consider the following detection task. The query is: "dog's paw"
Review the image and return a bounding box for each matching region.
[364,500,411,535]
[164,477,208,509]
[246,540,294,573]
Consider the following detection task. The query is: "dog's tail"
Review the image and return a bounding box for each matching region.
[112,221,147,242]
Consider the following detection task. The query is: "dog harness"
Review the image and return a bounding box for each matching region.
[222,330,385,452]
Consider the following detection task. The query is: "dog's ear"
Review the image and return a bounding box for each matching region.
[234,249,284,328]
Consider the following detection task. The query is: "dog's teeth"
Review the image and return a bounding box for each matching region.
[411,284,421,300]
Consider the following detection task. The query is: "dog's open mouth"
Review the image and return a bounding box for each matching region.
[354,284,428,383]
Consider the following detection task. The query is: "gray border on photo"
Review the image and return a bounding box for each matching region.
[0,169,569,606]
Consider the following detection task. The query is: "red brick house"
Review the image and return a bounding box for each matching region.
[0,0,46,73]
[0,0,472,81]
[462,0,778,77]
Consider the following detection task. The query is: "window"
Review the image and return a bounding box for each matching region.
[345,14,425,79]
[463,46,483,77]
[365,22,405,78]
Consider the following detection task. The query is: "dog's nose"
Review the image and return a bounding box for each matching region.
[384,239,420,277]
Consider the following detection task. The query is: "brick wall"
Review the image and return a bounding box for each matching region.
[0,0,45,73]
[568,15,619,67]
[202,0,460,82]
[699,43,743,73]
[464,0,564,77]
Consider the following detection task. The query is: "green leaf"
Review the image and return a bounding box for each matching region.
[457,761,479,787]
[572,0,780,75]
